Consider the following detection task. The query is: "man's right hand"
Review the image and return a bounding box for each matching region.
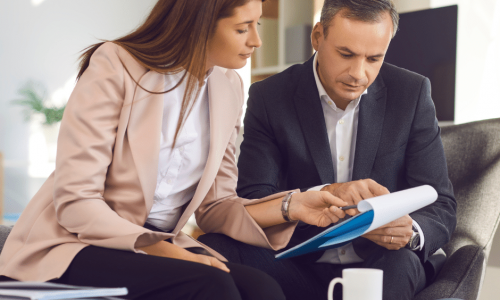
[321,179,390,216]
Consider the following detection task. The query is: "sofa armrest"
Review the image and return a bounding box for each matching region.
[0,225,13,254]
[415,245,484,300]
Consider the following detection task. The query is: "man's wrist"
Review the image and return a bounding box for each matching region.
[406,224,421,251]
[308,184,329,192]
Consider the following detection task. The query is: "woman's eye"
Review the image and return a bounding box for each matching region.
[237,29,249,34]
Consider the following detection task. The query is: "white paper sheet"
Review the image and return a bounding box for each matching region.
[357,185,438,233]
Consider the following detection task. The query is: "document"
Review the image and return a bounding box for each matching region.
[276,185,438,260]
[0,281,127,300]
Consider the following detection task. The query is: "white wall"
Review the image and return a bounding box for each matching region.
[393,0,500,124]
[0,0,254,215]
[0,0,158,163]
[0,0,158,213]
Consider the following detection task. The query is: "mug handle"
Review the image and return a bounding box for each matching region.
[328,277,344,300]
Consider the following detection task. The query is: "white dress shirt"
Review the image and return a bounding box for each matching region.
[146,69,212,232]
[309,54,424,264]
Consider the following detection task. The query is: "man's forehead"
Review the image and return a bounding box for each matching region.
[325,13,393,52]
[328,11,393,38]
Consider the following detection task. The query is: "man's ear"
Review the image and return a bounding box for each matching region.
[311,22,324,52]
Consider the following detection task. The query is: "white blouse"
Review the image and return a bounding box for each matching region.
[145,69,212,232]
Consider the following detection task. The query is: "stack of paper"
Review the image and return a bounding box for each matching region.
[0,281,127,300]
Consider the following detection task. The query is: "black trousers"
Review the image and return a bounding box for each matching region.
[51,245,285,300]
[198,233,427,300]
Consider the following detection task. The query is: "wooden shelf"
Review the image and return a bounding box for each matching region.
[262,0,278,19]
[252,0,323,78]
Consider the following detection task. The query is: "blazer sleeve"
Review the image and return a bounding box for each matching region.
[53,43,169,252]
[195,72,298,251]
[406,78,457,262]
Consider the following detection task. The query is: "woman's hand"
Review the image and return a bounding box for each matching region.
[189,253,230,272]
[137,241,230,273]
[288,191,348,227]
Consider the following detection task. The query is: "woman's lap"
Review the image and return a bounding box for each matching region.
[53,245,285,300]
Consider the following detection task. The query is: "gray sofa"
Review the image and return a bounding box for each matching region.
[415,118,500,300]
[0,118,499,300]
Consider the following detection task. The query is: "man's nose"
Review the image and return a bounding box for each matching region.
[349,59,366,82]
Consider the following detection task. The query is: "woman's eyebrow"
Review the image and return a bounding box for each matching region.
[236,15,262,25]
[236,20,254,25]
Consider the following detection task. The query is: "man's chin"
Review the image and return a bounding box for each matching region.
[337,90,363,102]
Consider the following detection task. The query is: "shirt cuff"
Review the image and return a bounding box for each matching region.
[412,220,425,251]
[308,184,330,191]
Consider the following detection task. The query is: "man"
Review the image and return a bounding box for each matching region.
[198,0,456,299]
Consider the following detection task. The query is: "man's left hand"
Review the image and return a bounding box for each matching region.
[362,214,413,250]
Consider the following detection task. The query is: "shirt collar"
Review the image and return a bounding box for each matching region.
[312,53,367,110]
[205,67,214,81]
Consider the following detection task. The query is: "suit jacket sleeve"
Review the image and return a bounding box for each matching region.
[195,73,298,251]
[53,43,168,252]
[406,78,457,262]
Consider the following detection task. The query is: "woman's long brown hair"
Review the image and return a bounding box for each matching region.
[77,0,263,146]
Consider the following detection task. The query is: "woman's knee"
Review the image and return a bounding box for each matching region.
[228,263,286,300]
[195,266,242,300]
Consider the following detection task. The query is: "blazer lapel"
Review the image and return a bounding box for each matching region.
[173,68,240,234]
[293,57,335,184]
[352,75,387,180]
[127,71,165,216]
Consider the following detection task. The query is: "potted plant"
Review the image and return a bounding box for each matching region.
[12,81,66,162]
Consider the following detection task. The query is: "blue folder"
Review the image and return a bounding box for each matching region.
[275,210,375,260]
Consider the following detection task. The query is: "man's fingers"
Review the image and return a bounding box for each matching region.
[373,215,413,230]
[358,188,375,202]
[367,225,412,237]
[321,191,348,208]
[363,234,408,250]
[365,179,390,197]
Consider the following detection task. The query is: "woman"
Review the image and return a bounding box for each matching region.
[0,0,348,299]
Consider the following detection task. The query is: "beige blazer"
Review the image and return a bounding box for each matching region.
[0,43,297,282]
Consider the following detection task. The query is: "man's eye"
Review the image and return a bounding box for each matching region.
[369,58,380,62]
[340,53,352,58]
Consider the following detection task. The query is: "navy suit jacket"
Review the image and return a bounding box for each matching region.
[237,55,457,265]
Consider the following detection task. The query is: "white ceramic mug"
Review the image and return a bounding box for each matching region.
[328,268,383,300]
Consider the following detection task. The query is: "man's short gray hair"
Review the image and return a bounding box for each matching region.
[321,0,399,38]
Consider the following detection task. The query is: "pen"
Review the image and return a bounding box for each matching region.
[340,205,358,211]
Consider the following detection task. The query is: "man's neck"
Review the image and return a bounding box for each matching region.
[317,63,353,111]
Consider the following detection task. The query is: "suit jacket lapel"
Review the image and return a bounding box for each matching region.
[352,75,387,180]
[173,68,240,234]
[293,57,335,184]
[127,71,165,217]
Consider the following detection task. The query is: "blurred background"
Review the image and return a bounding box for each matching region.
[0,0,499,298]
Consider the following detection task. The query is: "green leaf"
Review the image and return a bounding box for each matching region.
[11,81,66,125]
